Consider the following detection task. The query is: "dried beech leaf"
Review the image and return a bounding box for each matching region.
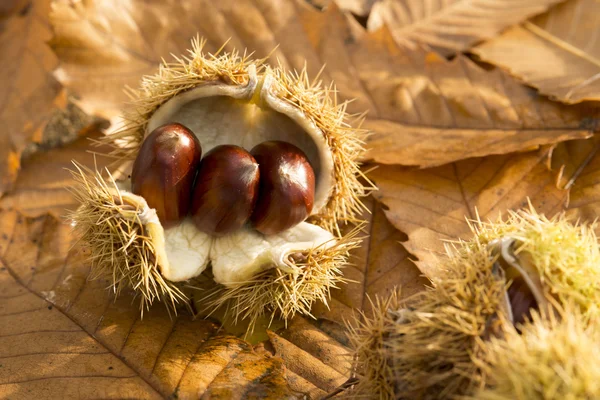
[0,0,63,196]
[348,29,596,166]
[0,211,292,399]
[0,266,160,399]
[266,317,350,398]
[0,124,114,217]
[49,0,593,168]
[313,196,428,323]
[328,0,378,16]
[268,330,346,393]
[370,150,569,278]
[473,0,600,104]
[367,0,565,54]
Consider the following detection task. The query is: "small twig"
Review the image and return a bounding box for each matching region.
[321,377,359,399]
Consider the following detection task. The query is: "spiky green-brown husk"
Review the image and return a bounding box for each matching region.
[347,239,505,399]
[474,306,600,400]
[203,225,364,333]
[389,240,504,399]
[471,207,600,317]
[349,207,600,399]
[346,292,401,399]
[68,164,185,313]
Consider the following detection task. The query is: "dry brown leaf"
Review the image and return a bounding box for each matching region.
[369,149,569,277]
[313,195,428,323]
[0,124,114,217]
[349,29,596,166]
[0,0,63,196]
[49,0,594,169]
[0,210,293,399]
[549,135,600,190]
[367,0,564,55]
[473,0,600,104]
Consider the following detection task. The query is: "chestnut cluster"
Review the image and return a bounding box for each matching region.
[131,123,315,236]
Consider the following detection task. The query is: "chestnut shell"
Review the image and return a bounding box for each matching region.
[191,145,260,236]
[250,141,315,235]
[131,123,202,228]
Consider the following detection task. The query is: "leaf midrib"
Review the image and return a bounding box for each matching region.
[0,215,164,397]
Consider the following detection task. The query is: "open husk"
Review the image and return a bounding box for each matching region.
[474,305,600,400]
[348,206,600,399]
[69,38,369,328]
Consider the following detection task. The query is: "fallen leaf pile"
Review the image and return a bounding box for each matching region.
[0,0,598,398]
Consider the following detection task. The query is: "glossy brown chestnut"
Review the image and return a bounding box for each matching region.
[250,141,315,235]
[191,145,260,236]
[131,123,202,228]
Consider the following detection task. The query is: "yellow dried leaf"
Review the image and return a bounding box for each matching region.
[368,0,565,54]
[0,210,293,399]
[474,0,600,104]
[0,0,63,195]
[49,0,594,168]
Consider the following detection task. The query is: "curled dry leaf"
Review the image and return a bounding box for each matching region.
[369,149,569,278]
[49,0,593,169]
[0,210,293,399]
[367,0,565,55]
[473,0,600,104]
[0,0,63,196]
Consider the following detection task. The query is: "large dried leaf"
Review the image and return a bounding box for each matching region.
[0,124,114,217]
[369,150,569,277]
[367,0,564,54]
[348,30,596,166]
[313,195,428,323]
[474,0,600,104]
[0,210,293,399]
[49,0,594,168]
[0,0,63,196]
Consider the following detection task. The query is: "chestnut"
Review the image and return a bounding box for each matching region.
[191,145,260,236]
[131,123,202,228]
[250,141,315,235]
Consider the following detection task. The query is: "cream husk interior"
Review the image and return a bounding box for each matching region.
[123,65,338,286]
